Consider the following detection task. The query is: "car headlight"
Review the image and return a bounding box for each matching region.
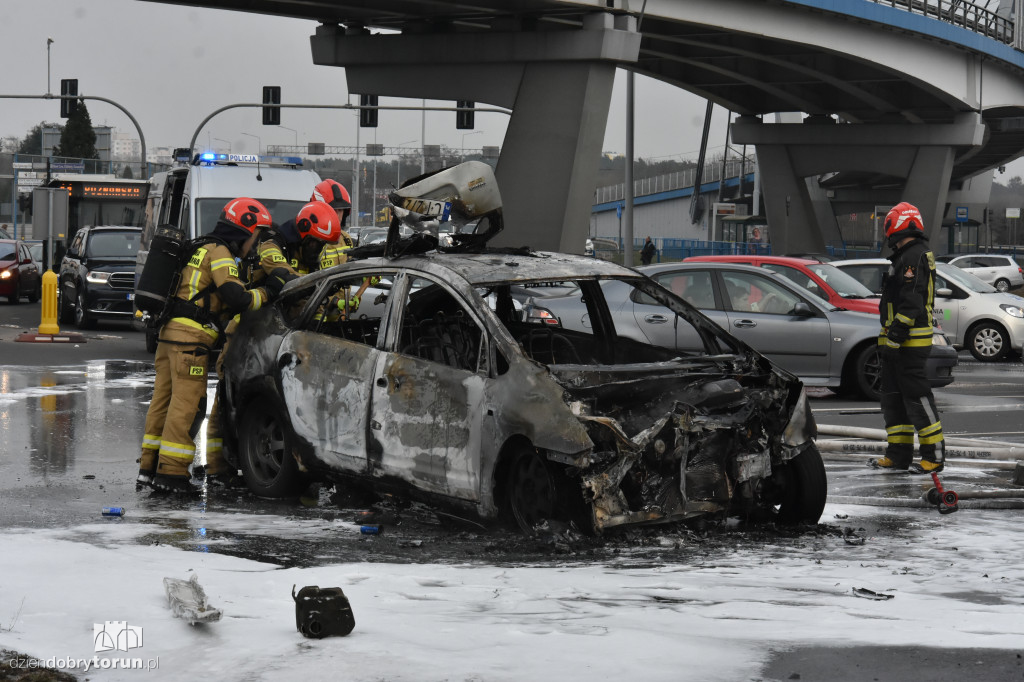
[999,303,1024,318]
[0,270,10,280]
[86,271,111,284]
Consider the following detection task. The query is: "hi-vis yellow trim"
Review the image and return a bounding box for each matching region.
[211,256,239,278]
[886,425,914,435]
[142,434,161,450]
[171,317,219,341]
[919,422,942,436]
[270,253,287,263]
[919,432,944,445]
[158,441,196,459]
[895,313,914,325]
[189,366,205,377]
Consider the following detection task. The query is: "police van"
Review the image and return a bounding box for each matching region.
[135,150,322,350]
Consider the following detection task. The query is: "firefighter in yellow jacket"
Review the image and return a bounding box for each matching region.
[138,197,273,493]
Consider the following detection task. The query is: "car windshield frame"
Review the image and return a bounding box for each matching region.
[805,262,877,297]
[85,230,142,259]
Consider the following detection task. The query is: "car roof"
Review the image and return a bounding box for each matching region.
[684,254,818,266]
[830,258,888,265]
[284,250,641,292]
[82,225,143,232]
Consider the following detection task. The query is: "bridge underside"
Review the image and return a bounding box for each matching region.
[146,0,1024,252]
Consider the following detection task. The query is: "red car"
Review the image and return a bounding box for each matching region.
[683,255,880,313]
[0,239,42,304]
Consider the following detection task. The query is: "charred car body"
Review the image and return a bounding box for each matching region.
[218,162,824,534]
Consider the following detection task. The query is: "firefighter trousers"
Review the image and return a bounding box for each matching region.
[879,345,945,467]
[140,322,214,479]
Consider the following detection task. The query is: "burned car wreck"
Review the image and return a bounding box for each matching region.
[218,162,825,534]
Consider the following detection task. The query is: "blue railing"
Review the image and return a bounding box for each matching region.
[871,0,1014,44]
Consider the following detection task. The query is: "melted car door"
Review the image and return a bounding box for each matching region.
[720,270,833,379]
[369,273,489,501]
[276,275,386,473]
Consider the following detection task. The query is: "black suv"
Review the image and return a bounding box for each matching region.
[59,225,142,328]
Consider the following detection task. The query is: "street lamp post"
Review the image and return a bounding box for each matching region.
[241,132,261,156]
[46,38,53,95]
[212,137,231,154]
[279,126,298,151]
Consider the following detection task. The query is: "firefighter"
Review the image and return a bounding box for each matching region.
[311,178,356,251]
[138,197,273,493]
[870,202,945,474]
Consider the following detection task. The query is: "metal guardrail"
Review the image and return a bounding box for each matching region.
[594,157,756,205]
[870,0,1015,45]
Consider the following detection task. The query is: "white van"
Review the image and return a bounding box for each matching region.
[135,151,322,349]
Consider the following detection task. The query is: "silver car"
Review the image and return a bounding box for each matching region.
[832,258,1024,361]
[939,253,1023,292]
[529,261,957,400]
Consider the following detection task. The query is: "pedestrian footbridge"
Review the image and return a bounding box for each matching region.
[151,0,1024,253]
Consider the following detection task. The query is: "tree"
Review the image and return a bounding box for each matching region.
[52,99,98,159]
[120,164,134,179]
[18,122,62,156]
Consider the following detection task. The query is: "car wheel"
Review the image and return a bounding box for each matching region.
[995,278,1010,293]
[238,394,305,497]
[57,284,73,324]
[506,448,558,535]
[27,280,40,304]
[849,343,882,401]
[74,289,96,329]
[967,321,1009,361]
[767,446,828,525]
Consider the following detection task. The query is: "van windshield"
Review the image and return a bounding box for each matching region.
[195,199,311,236]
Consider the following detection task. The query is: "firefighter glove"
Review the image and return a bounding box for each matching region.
[266,274,288,299]
[887,321,909,345]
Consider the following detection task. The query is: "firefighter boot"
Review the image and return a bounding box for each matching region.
[137,451,158,490]
[869,445,912,471]
[152,454,198,495]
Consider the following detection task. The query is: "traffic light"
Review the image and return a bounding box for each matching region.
[262,86,281,125]
[60,79,78,118]
[359,95,378,128]
[456,100,475,130]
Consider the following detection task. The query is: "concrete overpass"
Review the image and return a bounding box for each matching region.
[141,0,1024,254]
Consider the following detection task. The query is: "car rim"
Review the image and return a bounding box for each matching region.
[75,291,85,325]
[997,280,1009,292]
[248,410,286,485]
[508,451,556,533]
[865,349,882,394]
[974,328,1004,357]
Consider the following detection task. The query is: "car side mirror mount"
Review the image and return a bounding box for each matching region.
[792,301,815,317]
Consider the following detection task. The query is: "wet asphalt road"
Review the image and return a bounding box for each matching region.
[1,298,1023,567]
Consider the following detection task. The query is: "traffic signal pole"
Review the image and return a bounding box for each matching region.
[0,93,148,178]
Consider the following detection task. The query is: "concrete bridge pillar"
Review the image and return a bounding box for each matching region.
[732,114,984,253]
[310,14,640,253]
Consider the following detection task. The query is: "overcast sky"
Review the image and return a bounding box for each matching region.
[0,0,734,165]
[2,0,1021,182]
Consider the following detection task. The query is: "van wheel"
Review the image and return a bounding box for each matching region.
[57,286,71,323]
[238,394,305,497]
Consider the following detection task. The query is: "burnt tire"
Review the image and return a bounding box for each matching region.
[504,446,593,536]
[850,343,882,401]
[773,445,828,525]
[967,321,1009,362]
[238,394,305,498]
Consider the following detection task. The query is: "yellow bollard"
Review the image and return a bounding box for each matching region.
[38,271,60,335]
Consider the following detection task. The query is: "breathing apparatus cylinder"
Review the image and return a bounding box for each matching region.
[135,227,186,320]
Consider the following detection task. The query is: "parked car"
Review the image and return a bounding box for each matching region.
[683,255,880,313]
[784,252,834,263]
[832,258,1024,361]
[942,253,1023,292]
[0,239,42,304]
[218,161,825,534]
[26,241,45,270]
[531,261,957,400]
[58,225,142,329]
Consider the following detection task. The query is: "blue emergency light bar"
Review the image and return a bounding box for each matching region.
[197,152,303,167]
